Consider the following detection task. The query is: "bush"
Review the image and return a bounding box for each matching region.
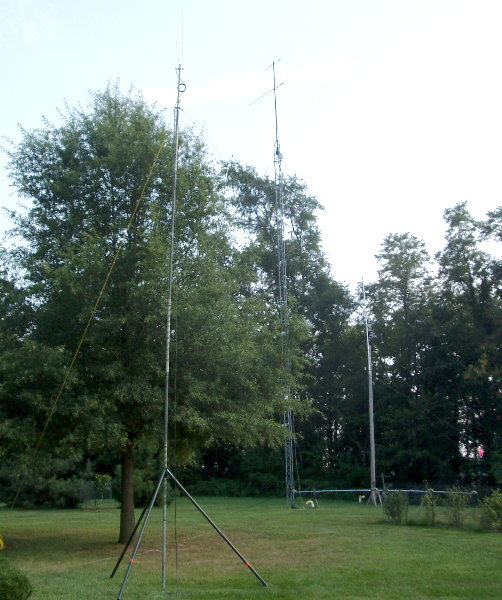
[0,455,84,508]
[421,489,439,526]
[0,557,32,600]
[446,487,470,528]
[479,489,502,532]
[189,477,246,497]
[383,491,408,524]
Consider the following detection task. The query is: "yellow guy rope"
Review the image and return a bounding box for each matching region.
[12,137,167,506]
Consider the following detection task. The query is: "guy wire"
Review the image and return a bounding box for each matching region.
[12,134,168,508]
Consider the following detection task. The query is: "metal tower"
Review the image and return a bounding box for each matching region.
[269,60,295,508]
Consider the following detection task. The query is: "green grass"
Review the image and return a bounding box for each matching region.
[1,497,501,599]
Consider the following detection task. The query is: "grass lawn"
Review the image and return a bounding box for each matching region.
[1,496,501,599]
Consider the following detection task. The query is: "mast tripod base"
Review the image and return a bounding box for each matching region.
[111,468,268,598]
[368,488,382,505]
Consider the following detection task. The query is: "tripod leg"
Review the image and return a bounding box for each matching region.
[165,467,268,587]
[111,500,149,579]
[115,469,166,600]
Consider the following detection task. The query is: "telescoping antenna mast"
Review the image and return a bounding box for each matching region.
[362,280,380,506]
[269,59,295,509]
[111,66,268,598]
[161,63,185,587]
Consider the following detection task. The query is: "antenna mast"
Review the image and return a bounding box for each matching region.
[269,60,295,509]
[162,64,185,587]
[362,280,380,505]
[112,66,268,596]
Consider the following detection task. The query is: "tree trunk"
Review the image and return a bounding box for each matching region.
[119,441,136,544]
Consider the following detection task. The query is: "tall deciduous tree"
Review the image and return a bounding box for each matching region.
[367,233,443,482]
[221,161,357,488]
[434,202,501,484]
[4,86,300,541]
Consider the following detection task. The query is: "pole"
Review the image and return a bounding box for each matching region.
[162,64,185,588]
[362,281,379,505]
[112,65,266,598]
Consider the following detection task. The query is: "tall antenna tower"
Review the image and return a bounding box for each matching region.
[269,60,295,508]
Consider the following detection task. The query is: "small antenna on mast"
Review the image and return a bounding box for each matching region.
[181,7,184,66]
[250,58,286,106]
[268,59,282,161]
[175,3,185,67]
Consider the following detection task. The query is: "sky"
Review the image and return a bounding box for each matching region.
[1,0,501,289]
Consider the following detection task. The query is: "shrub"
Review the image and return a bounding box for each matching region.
[0,455,83,508]
[479,489,502,532]
[383,490,408,524]
[421,489,439,526]
[446,487,470,528]
[0,557,32,600]
[189,477,246,497]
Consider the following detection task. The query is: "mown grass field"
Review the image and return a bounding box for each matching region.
[1,496,501,599]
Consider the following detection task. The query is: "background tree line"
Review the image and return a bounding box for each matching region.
[184,199,501,497]
[0,87,500,539]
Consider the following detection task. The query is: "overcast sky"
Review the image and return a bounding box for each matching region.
[1,0,500,288]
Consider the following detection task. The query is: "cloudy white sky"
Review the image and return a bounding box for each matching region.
[1,0,501,287]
